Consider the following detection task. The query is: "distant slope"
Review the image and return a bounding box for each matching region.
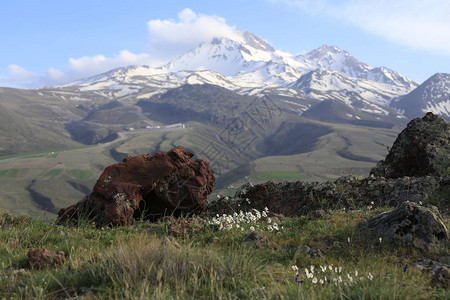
[137,84,286,135]
[302,99,404,128]
[0,103,80,155]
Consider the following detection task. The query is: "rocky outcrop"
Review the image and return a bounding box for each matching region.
[208,176,449,217]
[371,112,450,178]
[57,146,215,226]
[359,201,449,251]
[28,249,66,269]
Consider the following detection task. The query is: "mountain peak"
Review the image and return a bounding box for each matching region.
[391,72,450,120]
[311,44,347,56]
[428,72,450,82]
[242,31,275,52]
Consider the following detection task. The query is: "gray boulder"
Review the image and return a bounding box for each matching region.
[360,201,449,251]
[371,112,450,178]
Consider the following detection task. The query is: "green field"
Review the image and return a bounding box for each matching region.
[69,169,93,179]
[44,169,63,179]
[0,169,19,178]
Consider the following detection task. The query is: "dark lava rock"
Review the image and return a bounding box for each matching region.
[244,231,265,248]
[299,245,324,258]
[57,146,215,226]
[359,201,449,251]
[208,176,448,217]
[413,258,450,289]
[431,265,450,289]
[28,249,66,269]
[371,112,450,178]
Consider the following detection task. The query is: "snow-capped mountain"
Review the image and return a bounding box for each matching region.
[296,45,416,89]
[291,68,415,110]
[391,73,450,120]
[61,31,422,119]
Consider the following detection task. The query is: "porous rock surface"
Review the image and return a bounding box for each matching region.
[371,112,450,178]
[28,249,66,269]
[57,146,215,226]
[413,258,450,288]
[431,265,450,289]
[359,201,449,251]
[209,176,449,217]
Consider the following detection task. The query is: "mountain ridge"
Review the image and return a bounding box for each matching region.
[60,32,419,115]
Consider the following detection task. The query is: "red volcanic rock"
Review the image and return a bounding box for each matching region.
[28,249,66,269]
[57,146,215,226]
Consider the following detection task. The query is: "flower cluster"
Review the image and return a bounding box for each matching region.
[291,264,374,286]
[209,207,281,233]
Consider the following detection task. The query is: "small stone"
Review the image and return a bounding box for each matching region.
[28,249,66,269]
[5,268,30,277]
[244,231,265,248]
[431,266,450,289]
[299,245,324,258]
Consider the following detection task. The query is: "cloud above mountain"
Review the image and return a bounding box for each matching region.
[275,0,450,56]
[147,8,242,59]
[1,8,241,88]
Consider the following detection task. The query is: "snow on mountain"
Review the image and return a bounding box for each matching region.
[291,69,400,116]
[391,73,450,120]
[164,31,308,86]
[62,64,241,99]
[60,31,421,119]
[295,45,417,89]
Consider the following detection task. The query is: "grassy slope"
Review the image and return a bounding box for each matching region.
[0,103,81,156]
[0,207,448,299]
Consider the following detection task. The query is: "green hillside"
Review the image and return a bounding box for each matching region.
[0,103,81,156]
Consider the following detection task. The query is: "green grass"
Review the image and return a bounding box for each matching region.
[0,207,448,299]
[0,169,19,178]
[44,169,63,180]
[252,171,310,182]
[0,145,96,161]
[69,169,92,180]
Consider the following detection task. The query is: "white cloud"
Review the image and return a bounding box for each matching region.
[275,0,450,56]
[2,65,44,88]
[1,8,241,89]
[8,65,38,81]
[147,8,242,59]
[67,50,157,79]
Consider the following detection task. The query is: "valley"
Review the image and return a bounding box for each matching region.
[0,118,398,218]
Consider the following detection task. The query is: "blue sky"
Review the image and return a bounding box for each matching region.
[1,0,449,88]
